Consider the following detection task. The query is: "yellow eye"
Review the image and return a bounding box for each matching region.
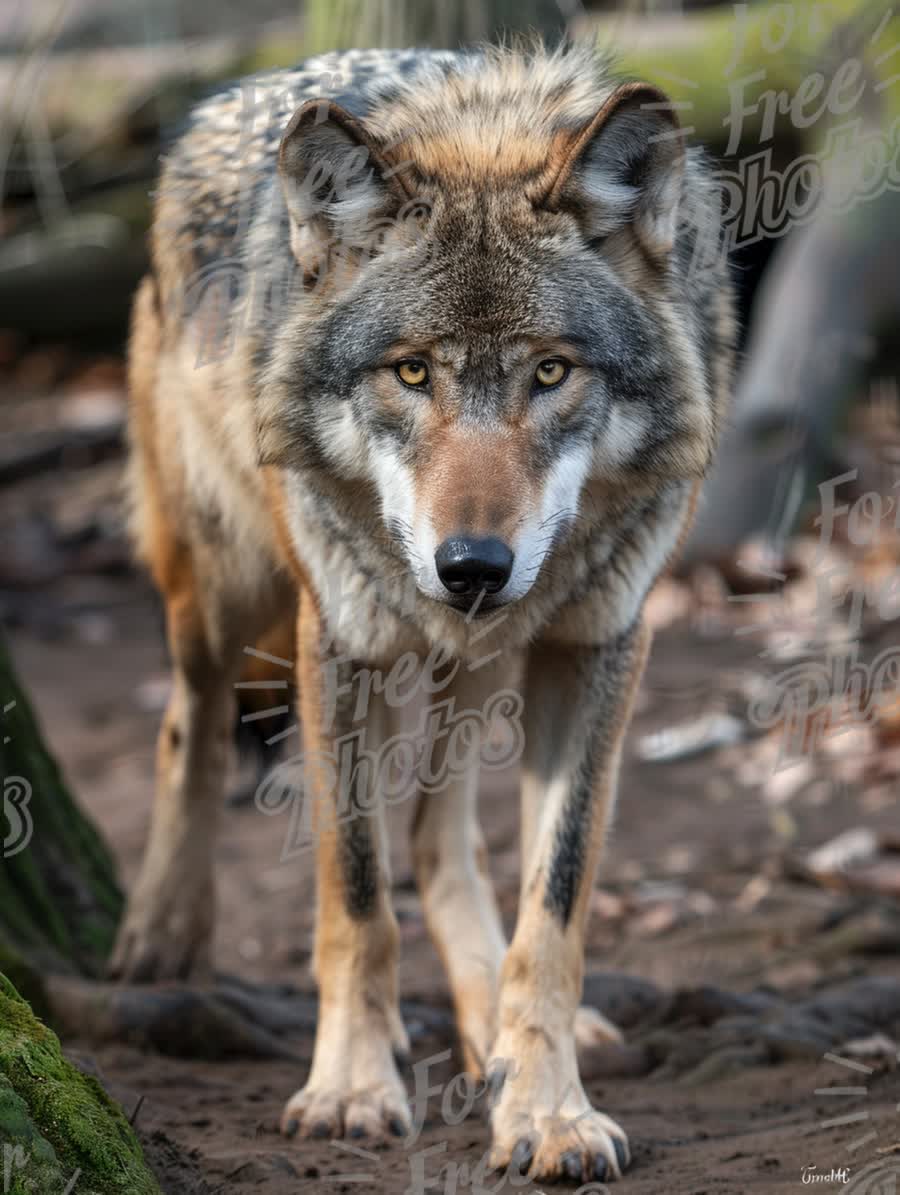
[396,360,429,388]
[534,359,569,388]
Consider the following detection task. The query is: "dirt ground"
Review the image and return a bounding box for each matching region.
[9,564,900,1195]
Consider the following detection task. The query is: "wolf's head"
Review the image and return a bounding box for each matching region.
[258,46,725,614]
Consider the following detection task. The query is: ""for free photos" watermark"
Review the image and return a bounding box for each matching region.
[255,689,523,860]
[745,468,900,769]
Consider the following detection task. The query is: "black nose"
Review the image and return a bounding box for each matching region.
[434,536,514,598]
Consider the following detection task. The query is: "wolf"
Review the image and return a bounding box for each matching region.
[112,42,735,1183]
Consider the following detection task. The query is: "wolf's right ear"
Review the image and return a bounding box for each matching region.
[544,81,685,261]
[278,99,414,271]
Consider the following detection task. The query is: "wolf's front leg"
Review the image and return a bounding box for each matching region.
[281,586,410,1142]
[489,621,650,1184]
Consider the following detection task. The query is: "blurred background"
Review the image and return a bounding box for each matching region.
[2,2,900,1193]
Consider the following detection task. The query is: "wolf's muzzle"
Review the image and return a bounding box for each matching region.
[434,535,513,601]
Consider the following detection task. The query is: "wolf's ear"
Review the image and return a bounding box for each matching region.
[544,82,684,260]
[278,99,413,270]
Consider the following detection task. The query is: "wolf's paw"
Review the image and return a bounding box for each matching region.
[490,1107,630,1185]
[280,1078,411,1142]
[488,1041,630,1185]
[575,1004,625,1050]
[108,888,212,983]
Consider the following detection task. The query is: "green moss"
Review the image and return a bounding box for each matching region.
[0,1079,66,1195]
[0,975,161,1195]
[612,0,900,147]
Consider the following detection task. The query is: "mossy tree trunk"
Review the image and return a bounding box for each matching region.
[0,647,160,1190]
[0,634,122,1007]
[0,975,161,1195]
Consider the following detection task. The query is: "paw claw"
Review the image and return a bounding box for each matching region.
[485,1064,507,1106]
[562,1151,583,1181]
[388,1116,407,1138]
[510,1137,534,1177]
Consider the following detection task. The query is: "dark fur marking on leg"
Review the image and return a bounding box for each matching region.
[542,752,596,927]
[542,626,637,927]
[339,815,379,919]
[328,652,380,919]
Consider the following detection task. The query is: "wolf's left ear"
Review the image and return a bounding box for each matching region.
[544,82,684,260]
[278,99,413,269]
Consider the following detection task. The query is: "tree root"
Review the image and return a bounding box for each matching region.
[43,976,304,1062]
[39,973,455,1063]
